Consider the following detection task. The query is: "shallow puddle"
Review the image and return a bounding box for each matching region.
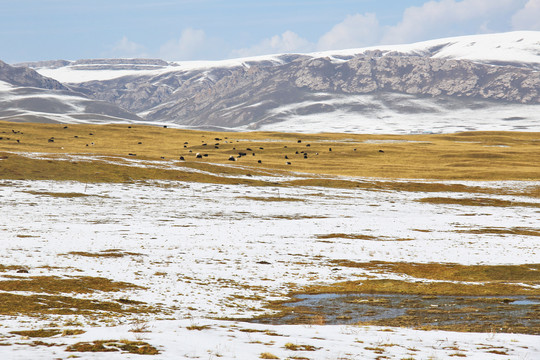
[253,293,540,334]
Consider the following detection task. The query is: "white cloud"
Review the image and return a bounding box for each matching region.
[382,0,525,44]
[317,13,380,51]
[512,0,540,30]
[231,13,381,58]
[229,0,532,58]
[159,28,215,60]
[158,1,537,61]
[230,31,315,58]
[110,36,147,58]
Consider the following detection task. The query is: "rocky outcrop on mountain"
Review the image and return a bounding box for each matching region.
[72,52,540,128]
[18,58,175,71]
[71,58,175,71]
[14,59,71,69]
[0,60,67,90]
[73,59,171,66]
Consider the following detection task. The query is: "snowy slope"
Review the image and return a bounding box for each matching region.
[318,31,540,68]
[0,59,146,124]
[242,93,540,134]
[0,80,142,124]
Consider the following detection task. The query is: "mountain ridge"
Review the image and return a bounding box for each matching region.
[3,31,540,133]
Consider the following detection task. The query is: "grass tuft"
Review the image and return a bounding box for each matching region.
[284,342,319,351]
[186,324,211,331]
[24,190,91,198]
[260,353,279,359]
[65,250,143,258]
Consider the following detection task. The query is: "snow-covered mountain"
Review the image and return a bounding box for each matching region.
[4,31,540,133]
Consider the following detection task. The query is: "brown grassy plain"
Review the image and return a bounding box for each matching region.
[0,121,538,184]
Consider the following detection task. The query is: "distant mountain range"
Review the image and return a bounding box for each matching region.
[2,31,540,133]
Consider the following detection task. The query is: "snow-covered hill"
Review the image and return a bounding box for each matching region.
[29,31,540,83]
[5,31,540,133]
[0,60,143,124]
[0,80,143,124]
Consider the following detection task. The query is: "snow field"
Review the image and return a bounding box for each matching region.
[0,176,538,359]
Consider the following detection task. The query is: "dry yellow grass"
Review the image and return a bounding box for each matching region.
[1,121,538,183]
[10,329,61,338]
[331,261,540,283]
[0,293,156,316]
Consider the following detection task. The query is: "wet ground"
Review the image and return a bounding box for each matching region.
[253,293,540,334]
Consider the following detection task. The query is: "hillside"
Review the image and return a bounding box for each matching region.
[0,60,143,124]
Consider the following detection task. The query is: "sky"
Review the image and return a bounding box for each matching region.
[1,0,540,63]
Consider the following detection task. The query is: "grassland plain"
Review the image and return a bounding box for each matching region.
[1,121,539,182]
[0,120,539,359]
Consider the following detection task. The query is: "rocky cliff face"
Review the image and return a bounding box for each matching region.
[71,52,540,128]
